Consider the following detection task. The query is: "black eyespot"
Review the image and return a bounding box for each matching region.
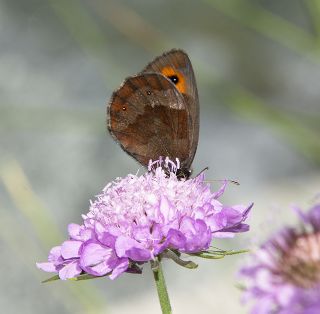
[146,90,152,95]
[122,106,127,111]
[168,75,179,84]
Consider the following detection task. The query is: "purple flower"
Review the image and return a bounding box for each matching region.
[239,203,320,314]
[36,224,93,280]
[37,158,252,280]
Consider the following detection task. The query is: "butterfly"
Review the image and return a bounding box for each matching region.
[107,49,199,179]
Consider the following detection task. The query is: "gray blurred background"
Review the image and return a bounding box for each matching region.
[1,0,319,313]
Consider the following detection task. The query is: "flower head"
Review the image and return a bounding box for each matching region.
[240,203,320,314]
[37,158,252,280]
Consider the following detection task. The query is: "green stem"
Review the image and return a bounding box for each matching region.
[151,258,172,314]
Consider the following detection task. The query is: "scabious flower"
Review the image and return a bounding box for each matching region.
[240,203,320,314]
[37,158,252,281]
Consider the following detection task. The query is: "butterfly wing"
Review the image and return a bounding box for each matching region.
[142,49,199,169]
[107,73,192,168]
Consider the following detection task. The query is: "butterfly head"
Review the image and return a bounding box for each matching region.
[175,168,192,180]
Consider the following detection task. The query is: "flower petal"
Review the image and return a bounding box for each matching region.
[80,241,118,276]
[59,261,82,280]
[115,236,151,261]
[61,240,82,259]
[109,258,129,280]
[36,262,57,272]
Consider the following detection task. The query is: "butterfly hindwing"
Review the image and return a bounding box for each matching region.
[108,73,193,168]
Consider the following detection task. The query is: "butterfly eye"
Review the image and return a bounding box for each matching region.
[146,90,152,95]
[122,106,127,111]
[168,75,179,84]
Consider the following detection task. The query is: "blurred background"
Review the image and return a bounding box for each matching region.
[1,0,319,313]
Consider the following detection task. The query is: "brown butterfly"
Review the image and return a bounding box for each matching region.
[107,49,199,179]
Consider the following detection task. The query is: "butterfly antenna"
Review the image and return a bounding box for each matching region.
[195,167,239,185]
[194,167,209,177]
[204,179,240,186]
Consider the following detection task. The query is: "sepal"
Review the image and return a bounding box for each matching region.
[188,247,249,259]
[161,249,198,269]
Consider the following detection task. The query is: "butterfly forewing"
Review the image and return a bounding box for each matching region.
[108,73,193,168]
[142,49,199,168]
[142,49,198,103]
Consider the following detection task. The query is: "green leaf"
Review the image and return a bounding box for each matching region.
[181,260,198,269]
[69,273,108,281]
[235,282,247,291]
[162,249,198,269]
[189,252,226,259]
[42,275,60,283]
[42,273,110,283]
[187,248,249,259]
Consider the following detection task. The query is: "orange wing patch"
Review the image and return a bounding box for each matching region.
[161,66,187,94]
